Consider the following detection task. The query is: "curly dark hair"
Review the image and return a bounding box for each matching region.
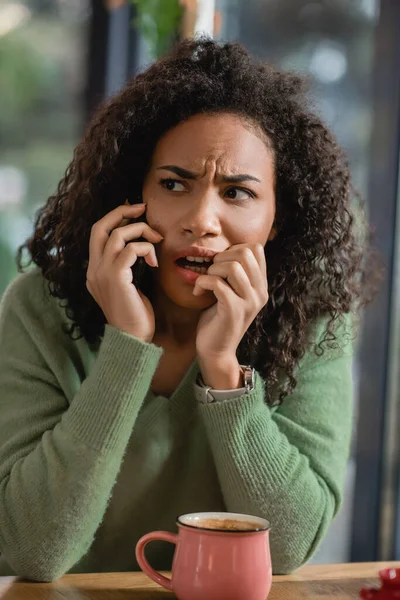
[18,38,378,404]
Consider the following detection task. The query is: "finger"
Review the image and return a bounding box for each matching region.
[214,245,265,289]
[246,244,268,297]
[214,243,266,270]
[102,222,163,264]
[114,241,158,270]
[193,275,236,306]
[206,261,249,299]
[253,243,267,278]
[89,204,146,266]
[120,198,137,226]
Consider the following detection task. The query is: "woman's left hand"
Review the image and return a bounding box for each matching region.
[194,243,269,368]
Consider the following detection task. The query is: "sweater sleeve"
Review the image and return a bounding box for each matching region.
[0,274,163,582]
[198,319,354,574]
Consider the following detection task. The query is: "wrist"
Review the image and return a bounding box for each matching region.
[198,356,243,390]
[115,325,154,344]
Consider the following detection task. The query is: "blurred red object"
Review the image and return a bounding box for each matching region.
[360,568,400,599]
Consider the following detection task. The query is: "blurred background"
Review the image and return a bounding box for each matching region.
[0,0,399,564]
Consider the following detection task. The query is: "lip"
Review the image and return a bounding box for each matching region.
[173,246,223,261]
[174,261,209,285]
[171,246,226,287]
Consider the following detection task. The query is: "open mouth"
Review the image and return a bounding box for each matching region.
[175,257,213,274]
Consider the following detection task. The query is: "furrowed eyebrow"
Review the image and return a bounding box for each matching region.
[221,174,261,184]
[157,165,197,179]
[157,165,261,184]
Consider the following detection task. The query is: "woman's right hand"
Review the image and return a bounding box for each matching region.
[86,203,163,343]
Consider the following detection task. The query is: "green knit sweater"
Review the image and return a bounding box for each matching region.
[0,270,353,582]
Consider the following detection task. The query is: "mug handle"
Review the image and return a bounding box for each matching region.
[135,531,178,591]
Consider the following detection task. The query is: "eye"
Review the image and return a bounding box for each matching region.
[160,178,186,192]
[225,187,255,201]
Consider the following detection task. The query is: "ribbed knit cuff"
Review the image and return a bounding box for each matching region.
[61,325,163,454]
[198,372,297,502]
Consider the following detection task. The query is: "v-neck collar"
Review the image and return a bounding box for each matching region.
[146,358,200,424]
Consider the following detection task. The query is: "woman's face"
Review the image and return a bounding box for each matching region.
[143,112,276,309]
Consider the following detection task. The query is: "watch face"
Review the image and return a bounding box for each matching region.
[241,366,255,391]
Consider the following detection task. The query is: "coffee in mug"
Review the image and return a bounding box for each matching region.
[188,516,264,531]
[135,511,272,600]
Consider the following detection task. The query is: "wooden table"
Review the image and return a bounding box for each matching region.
[0,562,399,599]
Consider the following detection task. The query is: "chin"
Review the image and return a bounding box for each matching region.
[162,282,215,309]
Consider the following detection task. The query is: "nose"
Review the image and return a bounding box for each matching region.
[181,190,221,238]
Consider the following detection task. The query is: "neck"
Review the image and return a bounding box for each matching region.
[152,287,201,347]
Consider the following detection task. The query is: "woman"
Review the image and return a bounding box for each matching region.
[0,38,375,581]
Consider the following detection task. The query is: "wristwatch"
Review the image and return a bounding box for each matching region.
[194,365,255,404]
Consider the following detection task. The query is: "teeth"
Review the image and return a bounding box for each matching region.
[186,256,212,263]
[184,265,208,274]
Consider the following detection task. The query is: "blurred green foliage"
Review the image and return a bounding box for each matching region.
[0,1,87,296]
[131,0,182,59]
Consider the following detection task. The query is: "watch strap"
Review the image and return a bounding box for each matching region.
[194,365,255,404]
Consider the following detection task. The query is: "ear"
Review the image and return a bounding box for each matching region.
[267,226,277,241]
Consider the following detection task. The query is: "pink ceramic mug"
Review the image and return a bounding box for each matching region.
[135,511,272,600]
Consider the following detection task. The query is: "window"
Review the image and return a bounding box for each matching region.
[0,0,90,296]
